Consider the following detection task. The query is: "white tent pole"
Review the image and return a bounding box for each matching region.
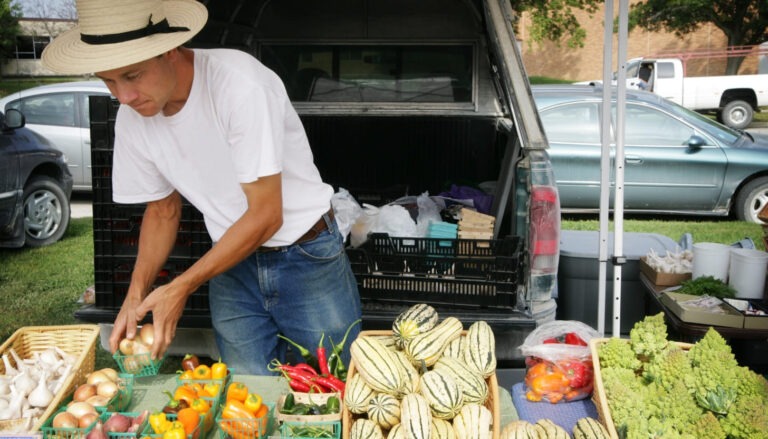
[597,0,614,337]
[612,0,630,337]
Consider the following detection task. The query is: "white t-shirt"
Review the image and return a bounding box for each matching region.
[112,49,333,245]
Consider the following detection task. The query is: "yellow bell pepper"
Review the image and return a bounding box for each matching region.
[162,422,187,439]
[211,358,228,380]
[243,393,262,415]
[149,412,171,435]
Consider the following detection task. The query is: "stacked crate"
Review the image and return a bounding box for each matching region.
[89,96,213,317]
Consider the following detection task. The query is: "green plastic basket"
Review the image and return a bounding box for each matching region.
[142,412,203,439]
[41,407,100,439]
[278,421,340,439]
[105,373,134,412]
[113,352,165,377]
[216,403,274,439]
[99,411,149,439]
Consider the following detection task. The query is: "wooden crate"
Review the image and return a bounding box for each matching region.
[0,325,100,433]
[589,338,693,439]
[341,330,501,439]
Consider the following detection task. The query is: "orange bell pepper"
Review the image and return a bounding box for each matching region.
[190,398,212,432]
[211,358,228,380]
[226,382,249,403]
[176,407,201,436]
[193,364,212,380]
[220,400,267,439]
[174,384,199,407]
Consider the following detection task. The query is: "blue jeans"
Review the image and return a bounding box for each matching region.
[208,214,362,375]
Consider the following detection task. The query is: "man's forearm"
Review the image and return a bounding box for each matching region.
[129,192,182,298]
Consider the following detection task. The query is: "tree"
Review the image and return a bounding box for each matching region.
[509,0,601,48]
[24,0,76,36]
[0,0,22,70]
[628,0,768,74]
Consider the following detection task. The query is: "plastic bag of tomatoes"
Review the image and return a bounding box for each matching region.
[519,320,600,404]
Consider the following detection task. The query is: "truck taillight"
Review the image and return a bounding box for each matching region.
[530,185,560,273]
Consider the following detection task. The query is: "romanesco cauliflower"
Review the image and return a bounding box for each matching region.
[629,313,668,359]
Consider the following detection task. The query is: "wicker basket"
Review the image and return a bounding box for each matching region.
[0,325,100,433]
[341,330,501,439]
[589,338,693,439]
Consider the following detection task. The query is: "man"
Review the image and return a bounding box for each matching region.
[42,0,361,374]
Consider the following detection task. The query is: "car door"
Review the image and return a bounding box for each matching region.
[618,102,727,211]
[0,118,20,231]
[538,101,604,209]
[77,91,110,190]
[8,92,85,189]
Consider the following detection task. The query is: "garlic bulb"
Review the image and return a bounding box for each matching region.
[28,372,53,408]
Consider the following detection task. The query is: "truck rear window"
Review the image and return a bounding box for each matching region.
[260,44,473,103]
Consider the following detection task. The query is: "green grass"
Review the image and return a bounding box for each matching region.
[562,216,765,251]
[0,76,87,98]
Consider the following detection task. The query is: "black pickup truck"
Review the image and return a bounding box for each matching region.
[77,0,561,368]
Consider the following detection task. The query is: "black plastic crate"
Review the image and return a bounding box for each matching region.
[92,202,212,258]
[347,233,524,309]
[94,255,210,311]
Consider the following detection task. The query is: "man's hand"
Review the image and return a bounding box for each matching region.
[134,280,191,360]
[108,294,144,354]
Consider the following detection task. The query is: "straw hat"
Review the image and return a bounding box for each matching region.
[42,0,208,74]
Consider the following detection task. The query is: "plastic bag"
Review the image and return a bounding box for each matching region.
[330,188,362,241]
[349,204,380,248]
[372,204,419,237]
[416,192,442,237]
[518,320,600,404]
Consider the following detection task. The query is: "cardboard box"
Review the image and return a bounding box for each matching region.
[640,256,692,286]
[660,292,744,328]
[724,298,768,330]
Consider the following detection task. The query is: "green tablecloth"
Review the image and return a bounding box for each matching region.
[128,374,518,437]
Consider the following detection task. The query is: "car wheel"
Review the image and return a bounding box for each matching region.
[721,100,753,130]
[22,176,71,247]
[734,176,768,224]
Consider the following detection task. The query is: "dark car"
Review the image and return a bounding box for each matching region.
[0,108,72,248]
[533,84,768,223]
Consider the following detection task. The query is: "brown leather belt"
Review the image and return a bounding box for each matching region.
[256,208,334,253]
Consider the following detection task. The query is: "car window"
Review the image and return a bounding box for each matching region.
[620,104,695,146]
[260,44,473,103]
[10,93,76,127]
[539,102,600,144]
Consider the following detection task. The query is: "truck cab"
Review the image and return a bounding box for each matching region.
[78,0,561,370]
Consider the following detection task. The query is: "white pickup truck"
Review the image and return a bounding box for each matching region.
[622,57,768,129]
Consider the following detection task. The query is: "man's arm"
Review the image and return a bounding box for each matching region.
[135,173,284,358]
[108,191,182,353]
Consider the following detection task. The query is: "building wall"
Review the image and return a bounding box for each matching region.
[518,3,737,82]
[1,18,75,77]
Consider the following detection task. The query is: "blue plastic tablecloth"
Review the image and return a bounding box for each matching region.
[511,382,599,433]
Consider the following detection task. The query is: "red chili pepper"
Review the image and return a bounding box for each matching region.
[317,333,330,376]
[288,379,311,392]
[285,369,330,392]
[311,375,345,395]
[292,363,319,375]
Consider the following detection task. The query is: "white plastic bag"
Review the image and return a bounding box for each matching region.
[416,192,442,237]
[519,320,600,363]
[372,204,418,237]
[350,204,380,248]
[330,187,362,241]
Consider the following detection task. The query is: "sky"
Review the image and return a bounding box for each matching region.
[12,0,76,19]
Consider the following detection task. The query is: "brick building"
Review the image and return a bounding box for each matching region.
[517,3,759,82]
